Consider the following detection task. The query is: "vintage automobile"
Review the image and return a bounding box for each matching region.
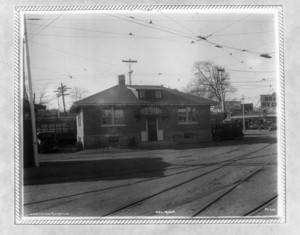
[37,132,59,153]
[211,122,244,141]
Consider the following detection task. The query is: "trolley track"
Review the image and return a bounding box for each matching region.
[191,158,276,217]
[101,144,274,217]
[242,195,278,216]
[25,143,276,216]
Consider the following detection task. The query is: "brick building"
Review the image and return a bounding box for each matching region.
[74,75,216,149]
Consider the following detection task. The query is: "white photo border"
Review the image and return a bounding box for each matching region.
[14,4,286,225]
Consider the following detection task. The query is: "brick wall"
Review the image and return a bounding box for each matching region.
[162,106,212,143]
[82,106,141,149]
[81,105,212,149]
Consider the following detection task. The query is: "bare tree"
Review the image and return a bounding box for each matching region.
[185,61,237,105]
[34,87,50,106]
[70,87,89,102]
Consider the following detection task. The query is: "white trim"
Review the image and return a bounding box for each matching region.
[77,110,84,147]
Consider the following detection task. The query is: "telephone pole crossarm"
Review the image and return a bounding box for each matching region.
[122,59,138,85]
[54,83,71,116]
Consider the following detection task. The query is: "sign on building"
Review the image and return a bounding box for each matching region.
[260,94,276,113]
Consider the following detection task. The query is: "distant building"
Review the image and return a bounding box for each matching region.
[211,101,253,117]
[244,103,254,113]
[74,75,216,149]
[260,93,276,114]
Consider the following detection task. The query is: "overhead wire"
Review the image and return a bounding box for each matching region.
[117,13,272,55]
[159,11,203,37]
[28,22,128,36]
[29,40,121,68]
[205,15,250,38]
[125,13,199,39]
[28,14,62,40]
[27,13,276,98]
[212,30,274,37]
[115,13,266,58]
[226,68,275,73]
[220,47,253,70]
[105,13,196,40]
[29,14,273,57]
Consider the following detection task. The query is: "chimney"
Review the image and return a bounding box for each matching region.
[118,74,126,86]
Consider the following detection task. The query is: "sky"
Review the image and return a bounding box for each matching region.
[23,9,278,110]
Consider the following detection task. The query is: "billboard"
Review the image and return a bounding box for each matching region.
[260,94,276,113]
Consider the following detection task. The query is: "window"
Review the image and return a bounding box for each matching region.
[139,90,145,98]
[139,90,162,99]
[155,91,162,98]
[178,107,196,123]
[187,107,196,122]
[102,109,113,124]
[178,108,187,122]
[114,109,124,124]
[102,108,124,125]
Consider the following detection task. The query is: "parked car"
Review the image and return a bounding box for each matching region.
[212,123,244,141]
[268,121,277,131]
[37,132,59,153]
[249,121,262,130]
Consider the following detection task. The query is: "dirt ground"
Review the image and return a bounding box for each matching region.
[23,130,279,218]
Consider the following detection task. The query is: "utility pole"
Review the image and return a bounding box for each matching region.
[122,58,137,85]
[242,95,245,133]
[56,93,61,118]
[259,96,263,132]
[54,83,70,116]
[24,15,39,167]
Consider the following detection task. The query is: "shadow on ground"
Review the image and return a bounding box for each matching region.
[24,157,170,186]
[142,132,277,151]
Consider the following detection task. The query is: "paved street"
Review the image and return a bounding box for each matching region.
[23,130,278,218]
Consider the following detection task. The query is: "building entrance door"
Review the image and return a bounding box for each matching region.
[147,118,157,141]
